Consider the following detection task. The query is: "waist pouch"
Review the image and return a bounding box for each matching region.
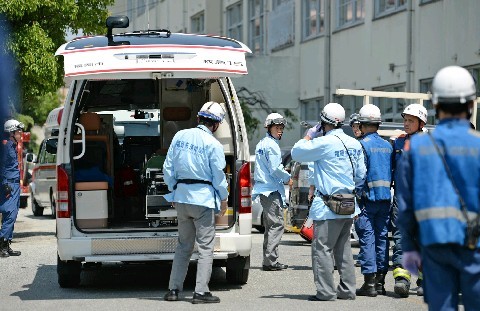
[322,193,355,215]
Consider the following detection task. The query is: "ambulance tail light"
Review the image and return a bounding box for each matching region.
[57,165,71,218]
[238,162,251,214]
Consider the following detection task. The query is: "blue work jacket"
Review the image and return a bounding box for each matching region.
[1,139,20,182]
[291,128,366,220]
[163,125,228,211]
[396,119,480,251]
[252,133,291,205]
[359,132,392,201]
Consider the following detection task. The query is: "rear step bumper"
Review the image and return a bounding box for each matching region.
[73,251,237,263]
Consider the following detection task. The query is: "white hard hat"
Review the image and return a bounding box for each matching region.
[197,101,225,122]
[401,103,428,124]
[320,103,345,127]
[358,104,382,124]
[264,112,287,128]
[4,119,25,133]
[349,113,360,126]
[431,66,477,104]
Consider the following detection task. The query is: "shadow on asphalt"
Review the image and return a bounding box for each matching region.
[11,263,243,301]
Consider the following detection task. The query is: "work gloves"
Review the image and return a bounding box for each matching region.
[402,251,422,276]
[306,124,323,139]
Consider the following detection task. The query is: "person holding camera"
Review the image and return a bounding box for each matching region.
[396,66,480,310]
[292,103,366,301]
[1,119,24,258]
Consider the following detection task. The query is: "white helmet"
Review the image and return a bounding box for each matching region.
[401,103,428,124]
[358,104,382,124]
[349,113,360,126]
[320,103,345,127]
[197,101,225,122]
[4,119,25,133]
[431,66,477,104]
[264,112,287,128]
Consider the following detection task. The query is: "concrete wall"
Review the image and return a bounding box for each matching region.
[109,0,480,151]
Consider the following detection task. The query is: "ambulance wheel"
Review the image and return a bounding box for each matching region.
[57,255,82,288]
[31,195,44,216]
[226,255,249,285]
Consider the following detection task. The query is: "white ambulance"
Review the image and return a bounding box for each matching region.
[54,16,252,287]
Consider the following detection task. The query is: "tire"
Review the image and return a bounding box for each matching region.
[20,195,28,209]
[50,192,56,219]
[57,255,82,288]
[226,255,250,285]
[31,195,44,216]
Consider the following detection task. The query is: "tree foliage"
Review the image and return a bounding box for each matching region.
[237,86,298,139]
[0,0,113,123]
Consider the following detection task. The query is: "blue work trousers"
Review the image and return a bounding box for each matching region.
[0,182,20,240]
[390,196,402,267]
[355,199,390,274]
[422,245,480,311]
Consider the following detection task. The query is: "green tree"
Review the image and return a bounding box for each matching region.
[0,0,113,123]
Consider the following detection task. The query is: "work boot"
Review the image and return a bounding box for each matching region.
[375,271,387,295]
[416,272,424,296]
[164,289,179,301]
[0,238,10,258]
[356,273,377,297]
[393,266,411,298]
[191,292,220,304]
[6,240,21,256]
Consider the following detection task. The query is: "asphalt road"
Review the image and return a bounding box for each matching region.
[0,205,430,311]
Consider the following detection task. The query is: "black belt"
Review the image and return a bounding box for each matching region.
[174,179,212,190]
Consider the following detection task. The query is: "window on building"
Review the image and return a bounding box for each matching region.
[419,78,436,125]
[268,0,294,51]
[372,84,406,122]
[249,0,265,54]
[137,0,146,16]
[336,0,365,29]
[127,0,134,21]
[273,0,290,9]
[227,2,243,42]
[301,97,323,136]
[302,0,324,40]
[336,95,364,118]
[374,0,406,18]
[191,12,205,34]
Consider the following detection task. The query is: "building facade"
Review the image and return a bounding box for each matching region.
[109,0,480,149]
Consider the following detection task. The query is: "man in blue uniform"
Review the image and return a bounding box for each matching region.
[397,65,480,311]
[163,102,229,304]
[292,103,366,301]
[391,104,428,297]
[253,112,292,271]
[1,119,24,258]
[355,104,393,297]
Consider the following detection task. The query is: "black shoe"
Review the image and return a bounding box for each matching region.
[192,292,220,304]
[356,273,377,297]
[0,238,9,258]
[7,241,21,256]
[164,289,179,301]
[394,278,410,298]
[262,262,288,271]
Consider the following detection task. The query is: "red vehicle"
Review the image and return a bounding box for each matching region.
[17,131,32,208]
